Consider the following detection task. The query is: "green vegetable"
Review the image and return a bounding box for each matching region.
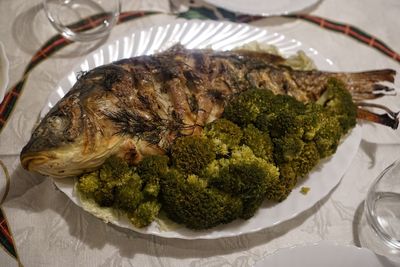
[313,114,343,158]
[316,78,357,134]
[136,155,169,180]
[241,124,274,162]
[273,135,304,164]
[136,155,169,198]
[300,187,311,195]
[203,145,279,219]
[129,201,161,228]
[270,94,307,115]
[114,173,143,210]
[77,156,163,228]
[171,135,216,174]
[223,88,274,126]
[160,169,243,230]
[204,118,243,155]
[77,172,100,195]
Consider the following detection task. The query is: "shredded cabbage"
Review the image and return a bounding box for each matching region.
[234,41,316,71]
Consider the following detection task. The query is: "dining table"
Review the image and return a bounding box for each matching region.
[0,0,399,266]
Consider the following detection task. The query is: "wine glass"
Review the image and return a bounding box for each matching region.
[43,0,121,42]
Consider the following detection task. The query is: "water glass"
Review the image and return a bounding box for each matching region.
[363,159,400,260]
[43,0,121,42]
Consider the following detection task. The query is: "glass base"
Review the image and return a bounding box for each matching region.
[358,205,400,263]
[43,0,120,42]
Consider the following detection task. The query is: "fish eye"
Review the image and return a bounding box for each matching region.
[46,116,68,131]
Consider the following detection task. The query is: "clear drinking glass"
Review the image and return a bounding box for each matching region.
[43,0,121,42]
[363,159,400,261]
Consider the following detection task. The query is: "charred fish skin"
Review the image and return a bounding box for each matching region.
[20,44,396,178]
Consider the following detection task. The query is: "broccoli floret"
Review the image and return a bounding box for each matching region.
[297,103,326,141]
[136,155,169,180]
[270,94,307,115]
[98,156,133,190]
[204,118,243,155]
[270,143,319,202]
[129,201,161,228]
[114,173,143,210]
[171,135,216,174]
[291,142,320,178]
[223,89,275,126]
[93,184,115,207]
[254,94,306,131]
[215,160,279,219]
[273,135,304,163]
[77,171,100,194]
[266,105,321,200]
[316,78,357,134]
[136,155,168,198]
[142,183,160,198]
[204,145,280,219]
[160,169,243,230]
[271,142,320,202]
[77,155,163,227]
[313,115,343,158]
[83,156,135,207]
[265,177,297,202]
[241,124,274,162]
[256,109,307,139]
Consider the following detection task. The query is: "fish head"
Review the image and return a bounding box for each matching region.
[20,104,86,177]
[20,95,122,178]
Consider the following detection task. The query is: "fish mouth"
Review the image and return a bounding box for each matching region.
[20,152,57,174]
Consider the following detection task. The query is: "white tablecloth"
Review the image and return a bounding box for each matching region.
[0,0,399,266]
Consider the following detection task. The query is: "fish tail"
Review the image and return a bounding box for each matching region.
[349,69,396,83]
[335,69,396,100]
[357,107,399,129]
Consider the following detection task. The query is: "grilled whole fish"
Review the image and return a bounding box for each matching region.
[20,44,396,178]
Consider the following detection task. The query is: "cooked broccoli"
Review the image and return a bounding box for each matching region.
[241,124,274,162]
[245,94,317,200]
[136,155,169,179]
[114,173,143,210]
[316,78,357,134]
[215,160,279,219]
[90,156,136,207]
[136,155,168,197]
[204,118,243,155]
[297,103,326,141]
[129,201,161,228]
[273,135,305,164]
[264,175,294,202]
[77,171,100,195]
[160,169,243,230]
[270,121,320,199]
[266,143,319,202]
[99,156,132,187]
[255,106,306,139]
[77,155,163,228]
[204,146,280,219]
[313,114,343,158]
[171,135,216,174]
[290,142,320,178]
[270,94,307,115]
[223,88,274,126]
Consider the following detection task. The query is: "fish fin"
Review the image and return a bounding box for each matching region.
[351,69,396,83]
[163,43,187,53]
[334,69,396,99]
[346,69,396,85]
[357,107,399,129]
[233,50,286,64]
